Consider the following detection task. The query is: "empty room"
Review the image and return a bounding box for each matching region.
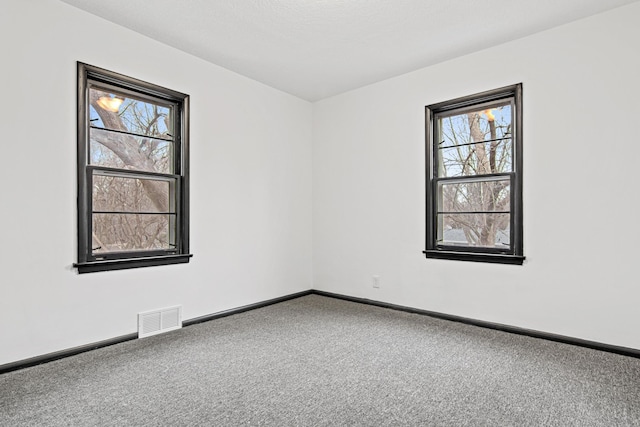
[1,0,639,425]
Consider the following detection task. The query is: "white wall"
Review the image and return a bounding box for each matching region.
[0,0,312,365]
[2,0,638,367]
[313,2,640,350]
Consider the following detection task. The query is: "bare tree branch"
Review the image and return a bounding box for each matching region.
[89,90,169,212]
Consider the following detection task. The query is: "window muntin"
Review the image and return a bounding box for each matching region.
[425,84,523,264]
[76,63,191,273]
[90,129,173,174]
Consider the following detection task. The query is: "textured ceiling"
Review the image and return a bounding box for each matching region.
[59,0,638,101]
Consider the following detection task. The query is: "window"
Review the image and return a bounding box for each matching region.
[75,63,191,273]
[424,84,524,265]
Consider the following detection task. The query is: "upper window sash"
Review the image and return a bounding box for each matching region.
[433,99,515,179]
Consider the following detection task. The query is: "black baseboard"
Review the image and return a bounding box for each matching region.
[312,290,640,360]
[182,290,313,327]
[0,333,139,375]
[0,290,313,375]
[2,288,637,374]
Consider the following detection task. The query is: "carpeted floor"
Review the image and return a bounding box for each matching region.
[1,295,639,426]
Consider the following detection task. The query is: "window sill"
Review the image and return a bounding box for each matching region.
[423,250,525,265]
[74,254,193,274]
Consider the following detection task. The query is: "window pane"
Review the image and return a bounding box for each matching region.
[437,178,510,213]
[437,213,510,249]
[90,128,172,174]
[439,139,512,177]
[92,173,175,214]
[89,88,173,138]
[92,213,175,254]
[437,103,512,177]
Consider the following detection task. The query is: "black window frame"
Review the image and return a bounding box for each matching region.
[75,62,192,273]
[424,84,524,265]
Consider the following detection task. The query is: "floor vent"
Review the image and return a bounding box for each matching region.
[138,306,182,338]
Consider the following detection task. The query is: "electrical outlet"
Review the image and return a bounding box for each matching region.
[372,275,380,288]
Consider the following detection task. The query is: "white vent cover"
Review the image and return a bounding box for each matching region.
[138,306,182,338]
